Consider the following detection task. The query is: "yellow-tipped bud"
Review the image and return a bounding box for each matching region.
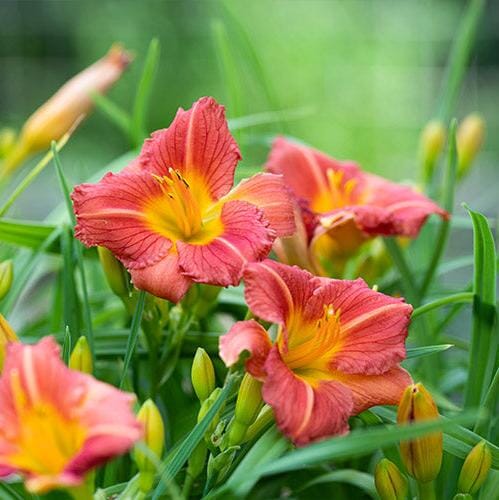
[191,348,216,402]
[420,120,446,179]
[0,314,18,372]
[228,373,263,446]
[374,458,409,500]
[0,260,13,301]
[1,44,132,178]
[97,246,130,298]
[457,441,491,495]
[0,128,16,159]
[69,336,93,374]
[135,399,165,493]
[457,114,485,178]
[397,383,442,482]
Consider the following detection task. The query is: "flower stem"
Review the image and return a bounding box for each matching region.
[417,480,436,500]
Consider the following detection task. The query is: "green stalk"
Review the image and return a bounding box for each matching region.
[383,238,418,304]
[418,121,458,303]
[474,367,499,438]
[412,292,474,319]
[417,480,436,500]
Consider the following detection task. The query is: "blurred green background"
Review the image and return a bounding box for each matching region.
[0,0,497,221]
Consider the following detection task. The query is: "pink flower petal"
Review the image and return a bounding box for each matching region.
[243,259,318,327]
[219,320,272,379]
[266,137,360,210]
[177,201,275,287]
[139,96,241,201]
[262,347,352,446]
[224,173,296,237]
[310,278,412,375]
[129,250,192,302]
[333,366,412,414]
[72,171,172,269]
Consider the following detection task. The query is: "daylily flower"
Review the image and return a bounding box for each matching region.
[220,260,412,445]
[72,97,295,302]
[266,137,448,275]
[0,337,141,493]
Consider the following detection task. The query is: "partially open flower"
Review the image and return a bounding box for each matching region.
[1,44,131,179]
[220,260,412,445]
[72,97,295,302]
[266,138,448,275]
[0,337,141,493]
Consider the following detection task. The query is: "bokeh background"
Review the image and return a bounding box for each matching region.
[0,0,497,222]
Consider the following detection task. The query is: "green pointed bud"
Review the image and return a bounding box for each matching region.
[375,459,408,500]
[457,114,485,178]
[242,405,274,443]
[198,387,224,442]
[69,336,93,374]
[228,373,263,446]
[397,383,442,482]
[135,399,165,493]
[420,120,446,181]
[191,348,216,402]
[97,246,130,298]
[0,314,18,373]
[207,446,238,485]
[0,260,13,302]
[458,441,491,495]
[453,494,472,500]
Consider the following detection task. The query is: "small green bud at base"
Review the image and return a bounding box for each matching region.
[0,260,13,302]
[453,494,472,500]
[69,336,93,374]
[97,246,130,298]
[187,441,208,479]
[458,441,492,494]
[374,458,408,500]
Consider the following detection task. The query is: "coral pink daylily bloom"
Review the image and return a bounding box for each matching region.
[266,137,448,274]
[220,260,412,445]
[72,97,295,302]
[0,337,141,493]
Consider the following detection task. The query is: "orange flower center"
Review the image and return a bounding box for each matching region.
[312,169,360,213]
[144,168,224,245]
[4,370,86,476]
[280,304,343,377]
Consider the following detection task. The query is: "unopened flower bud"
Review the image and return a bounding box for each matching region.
[242,405,274,443]
[0,260,13,301]
[0,128,16,159]
[457,114,485,178]
[191,348,216,402]
[207,446,238,485]
[97,246,130,298]
[69,336,93,374]
[1,44,132,178]
[187,441,208,480]
[420,120,446,180]
[397,383,442,482]
[453,494,472,500]
[374,458,409,500]
[458,441,491,495]
[0,314,18,372]
[135,399,165,493]
[198,388,224,442]
[228,373,263,446]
